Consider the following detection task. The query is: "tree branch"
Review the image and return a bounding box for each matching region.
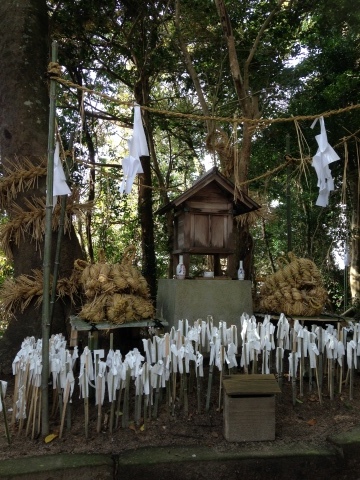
[244,0,287,91]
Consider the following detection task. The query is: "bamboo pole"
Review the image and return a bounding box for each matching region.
[49,133,74,333]
[41,40,58,437]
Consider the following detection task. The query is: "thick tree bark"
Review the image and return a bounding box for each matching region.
[138,155,157,301]
[349,169,360,302]
[0,0,84,372]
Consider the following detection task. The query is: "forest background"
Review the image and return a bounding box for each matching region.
[0,0,359,371]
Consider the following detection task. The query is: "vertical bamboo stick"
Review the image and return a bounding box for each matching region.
[41,40,58,437]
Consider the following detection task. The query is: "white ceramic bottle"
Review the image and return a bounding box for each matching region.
[176,255,186,279]
[237,260,245,280]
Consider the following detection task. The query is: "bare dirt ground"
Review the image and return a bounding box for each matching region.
[1,365,360,461]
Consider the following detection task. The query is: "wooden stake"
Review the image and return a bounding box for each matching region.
[315,357,322,404]
[83,365,89,439]
[122,368,130,428]
[339,328,344,394]
[349,348,354,401]
[218,346,224,410]
[291,329,297,406]
[205,364,213,412]
[96,377,103,433]
[31,387,40,440]
[115,380,123,429]
[329,357,334,400]
[11,368,20,427]
[0,383,11,445]
[318,328,323,395]
[59,380,70,438]
[299,337,304,397]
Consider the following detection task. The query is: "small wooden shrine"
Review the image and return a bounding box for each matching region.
[157,167,260,278]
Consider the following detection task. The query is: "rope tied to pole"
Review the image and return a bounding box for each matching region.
[47,62,62,78]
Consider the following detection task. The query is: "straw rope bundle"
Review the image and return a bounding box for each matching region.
[259,253,328,316]
[0,196,93,260]
[76,246,155,324]
[0,269,82,315]
[0,157,47,209]
[205,129,234,178]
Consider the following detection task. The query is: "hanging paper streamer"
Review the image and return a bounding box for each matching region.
[53,141,71,207]
[311,116,340,207]
[119,104,149,194]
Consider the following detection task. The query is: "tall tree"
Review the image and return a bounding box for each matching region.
[0,0,83,371]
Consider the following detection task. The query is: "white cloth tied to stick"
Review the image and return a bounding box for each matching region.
[311,116,340,207]
[53,141,71,207]
[119,104,149,194]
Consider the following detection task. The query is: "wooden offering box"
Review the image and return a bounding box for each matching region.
[223,374,281,442]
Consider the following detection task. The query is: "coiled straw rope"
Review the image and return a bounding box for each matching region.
[259,253,328,316]
[75,246,154,324]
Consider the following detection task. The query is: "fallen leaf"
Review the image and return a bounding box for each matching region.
[140,424,145,432]
[307,419,317,426]
[44,433,58,443]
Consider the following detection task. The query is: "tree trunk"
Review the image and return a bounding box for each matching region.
[135,79,157,302]
[349,169,360,302]
[138,155,157,301]
[0,0,84,372]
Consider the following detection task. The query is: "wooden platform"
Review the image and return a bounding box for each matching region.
[223,374,281,442]
[69,316,168,331]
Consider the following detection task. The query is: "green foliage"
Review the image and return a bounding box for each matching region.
[42,0,360,308]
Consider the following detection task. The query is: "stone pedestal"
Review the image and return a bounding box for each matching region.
[156,279,253,330]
